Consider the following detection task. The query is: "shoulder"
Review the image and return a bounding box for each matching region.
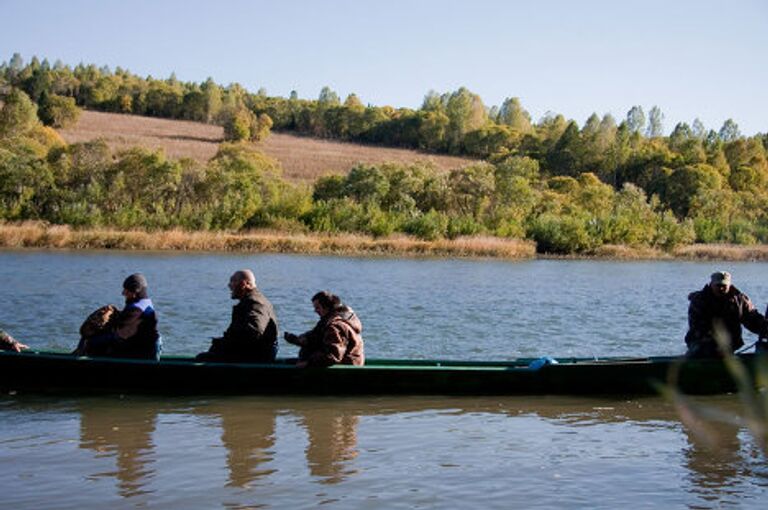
[688,288,706,303]
[244,289,271,305]
[730,286,755,306]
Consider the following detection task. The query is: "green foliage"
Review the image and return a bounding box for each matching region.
[201,143,282,229]
[665,164,723,217]
[404,209,449,240]
[0,88,39,137]
[222,107,253,141]
[528,213,596,253]
[2,55,767,252]
[38,92,81,128]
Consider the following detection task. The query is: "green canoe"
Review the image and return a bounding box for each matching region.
[0,350,763,396]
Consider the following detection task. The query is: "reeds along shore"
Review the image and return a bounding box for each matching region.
[3,222,768,261]
[0,222,536,259]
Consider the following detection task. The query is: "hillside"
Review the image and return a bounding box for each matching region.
[58,110,475,182]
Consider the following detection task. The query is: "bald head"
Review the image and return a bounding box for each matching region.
[229,269,256,299]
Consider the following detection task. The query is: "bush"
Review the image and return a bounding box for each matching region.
[528,213,596,253]
[404,210,449,240]
[38,93,81,128]
[447,215,484,239]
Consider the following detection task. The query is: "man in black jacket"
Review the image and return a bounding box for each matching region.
[197,270,278,362]
[685,271,768,357]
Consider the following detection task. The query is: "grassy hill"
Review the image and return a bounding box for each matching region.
[58,110,475,182]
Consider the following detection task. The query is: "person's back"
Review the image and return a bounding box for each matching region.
[197,270,279,363]
[220,287,278,361]
[322,306,364,366]
[110,297,159,359]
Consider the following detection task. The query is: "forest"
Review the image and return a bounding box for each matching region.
[1,54,768,254]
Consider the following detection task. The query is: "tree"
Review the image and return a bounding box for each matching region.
[0,88,39,138]
[318,86,340,107]
[222,107,253,141]
[38,92,81,128]
[546,121,581,176]
[250,113,273,142]
[201,77,222,123]
[443,87,487,152]
[718,119,741,142]
[447,163,495,217]
[626,106,646,135]
[497,97,532,133]
[692,118,706,139]
[8,53,24,79]
[417,110,449,151]
[646,106,664,138]
[342,93,362,110]
[421,90,443,112]
[665,164,723,217]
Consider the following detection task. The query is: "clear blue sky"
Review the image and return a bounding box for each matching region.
[2,0,766,135]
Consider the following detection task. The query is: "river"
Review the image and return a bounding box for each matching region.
[1,251,767,508]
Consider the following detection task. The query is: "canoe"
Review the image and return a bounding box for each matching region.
[0,350,763,396]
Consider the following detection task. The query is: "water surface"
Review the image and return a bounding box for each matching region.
[1,251,767,508]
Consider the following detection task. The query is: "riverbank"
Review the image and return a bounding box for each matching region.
[1,222,767,260]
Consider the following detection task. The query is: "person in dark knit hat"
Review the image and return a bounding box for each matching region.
[74,273,160,359]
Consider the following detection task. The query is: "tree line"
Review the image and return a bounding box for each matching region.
[2,54,768,252]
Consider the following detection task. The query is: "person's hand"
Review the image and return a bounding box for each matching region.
[284,332,301,345]
[11,339,29,352]
[295,360,308,369]
[1,332,28,352]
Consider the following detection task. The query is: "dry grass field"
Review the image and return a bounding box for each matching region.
[58,110,476,181]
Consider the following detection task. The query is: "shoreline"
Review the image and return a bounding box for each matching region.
[1,222,768,261]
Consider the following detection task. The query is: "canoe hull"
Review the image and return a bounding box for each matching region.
[0,351,760,396]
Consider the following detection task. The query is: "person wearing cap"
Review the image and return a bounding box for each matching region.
[75,273,160,359]
[685,271,768,357]
[196,269,279,363]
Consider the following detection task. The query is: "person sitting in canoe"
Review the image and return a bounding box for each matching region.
[685,271,768,358]
[284,291,364,368]
[0,329,28,352]
[196,269,279,363]
[73,273,161,359]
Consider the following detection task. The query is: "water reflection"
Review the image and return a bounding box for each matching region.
[3,395,761,507]
[194,401,277,488]
[682,417,758,499]
[78,402,157,497]
[298,409,360,484]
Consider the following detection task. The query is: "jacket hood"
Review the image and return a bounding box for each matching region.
[330,306,362,334]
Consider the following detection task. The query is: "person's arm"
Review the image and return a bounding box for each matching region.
[306,323,348,367]
[739,295,767,336]
[0,331,28,352]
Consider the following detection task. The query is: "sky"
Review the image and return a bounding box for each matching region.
[2,0,767,135]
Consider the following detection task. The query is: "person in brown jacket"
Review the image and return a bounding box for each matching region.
[284,291,364,368]
[196,270,279,363]
[685,271,768,357]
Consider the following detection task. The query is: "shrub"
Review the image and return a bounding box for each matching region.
[404,209,449,240]
[528,213,596,253]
